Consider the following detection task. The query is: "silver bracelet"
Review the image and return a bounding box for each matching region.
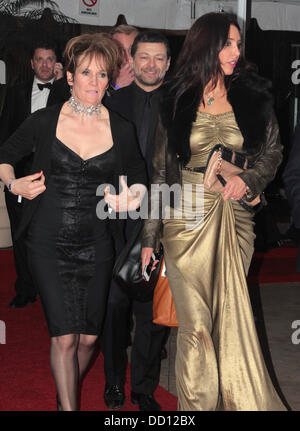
[8,178,15,193]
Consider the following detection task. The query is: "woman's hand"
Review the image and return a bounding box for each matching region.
[141,247,160,274]
[141,247,154,272]
[10,171,46,200]
[223,175,247,201]
[104,176,146,212]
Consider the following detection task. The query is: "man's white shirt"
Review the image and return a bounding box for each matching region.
[31,76,55,113]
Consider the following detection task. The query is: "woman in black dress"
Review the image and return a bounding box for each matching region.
[0,33,147,411]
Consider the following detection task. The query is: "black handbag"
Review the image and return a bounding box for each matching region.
[113,221,163,302]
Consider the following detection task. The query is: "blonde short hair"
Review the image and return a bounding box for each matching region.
[111,25,139,36]
[63,33,122,82]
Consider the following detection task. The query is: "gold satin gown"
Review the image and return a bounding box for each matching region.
[161,111,286,411]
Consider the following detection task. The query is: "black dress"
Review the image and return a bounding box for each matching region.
[27,138,116,337]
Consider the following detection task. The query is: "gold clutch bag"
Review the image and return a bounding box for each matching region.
[203,144,262,213]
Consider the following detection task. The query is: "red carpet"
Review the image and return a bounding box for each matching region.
[247,245,300,284]
[0,250,177,411]
[1,245,299,411]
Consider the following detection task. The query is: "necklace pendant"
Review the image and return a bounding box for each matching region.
[207,96,214,106]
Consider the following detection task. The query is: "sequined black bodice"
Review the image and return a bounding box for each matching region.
[29,138,116,242]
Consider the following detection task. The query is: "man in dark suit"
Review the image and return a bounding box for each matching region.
[102,31,171,411]
[0,40,69,308]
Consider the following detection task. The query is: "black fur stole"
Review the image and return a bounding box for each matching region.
[160,71,274,166]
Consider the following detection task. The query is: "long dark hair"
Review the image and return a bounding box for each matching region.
[168,12,248,118]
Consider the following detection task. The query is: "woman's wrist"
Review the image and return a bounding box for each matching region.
[8,178,16,194]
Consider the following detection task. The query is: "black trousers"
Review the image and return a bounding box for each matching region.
[101,278,168,394]
[5,189,36,298]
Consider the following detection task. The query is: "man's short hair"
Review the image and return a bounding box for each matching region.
[30,40,58,59]
[111,25,139,37]
[131,31,171,59]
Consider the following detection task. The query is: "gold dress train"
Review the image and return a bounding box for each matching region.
[162,111,286,411]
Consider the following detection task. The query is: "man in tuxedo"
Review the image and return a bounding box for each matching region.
[0,40,69,308]
[102,31,171,411]
[111,24,139,90]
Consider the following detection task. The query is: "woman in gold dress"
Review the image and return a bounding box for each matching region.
[141,13,286,410]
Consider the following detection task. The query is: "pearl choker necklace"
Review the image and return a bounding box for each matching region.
[68,96,101,116]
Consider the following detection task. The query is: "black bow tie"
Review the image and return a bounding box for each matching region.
[37,82,52,91]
